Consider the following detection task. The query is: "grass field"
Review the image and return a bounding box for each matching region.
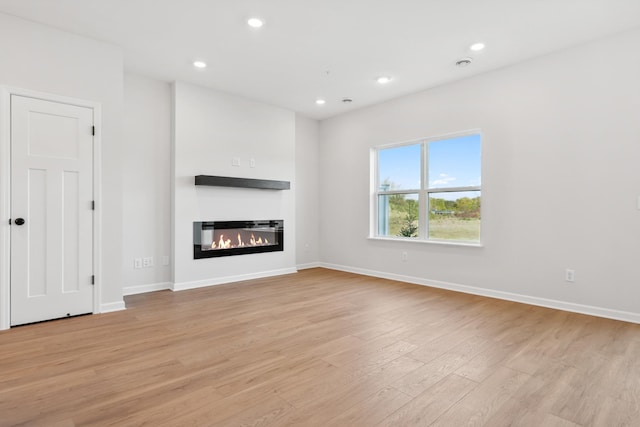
[429,217,480,241]
[386,211,480,241]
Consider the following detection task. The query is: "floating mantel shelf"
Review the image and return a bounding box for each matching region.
[195,175,290,190]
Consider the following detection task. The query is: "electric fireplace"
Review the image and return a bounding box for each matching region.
[193,220,284,259]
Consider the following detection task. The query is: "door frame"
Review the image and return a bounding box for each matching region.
[0,86,102,330]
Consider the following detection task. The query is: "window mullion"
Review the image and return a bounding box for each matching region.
[426,185,481,194]
[420,141,428,240]
[372,149,379,237]
[377,190,420,196]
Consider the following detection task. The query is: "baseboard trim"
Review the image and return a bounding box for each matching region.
[320,262,640,324]
[99,300,126,313]
[296,262,322,270]
[172,267,298,292]
[123,282,172,296]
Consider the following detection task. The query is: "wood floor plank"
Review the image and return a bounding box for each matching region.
[377,374,477,427]
[454,339,520,383]
[429,366,531,426]
[276,355,424,410]
[322,335,417,367]
[274,357,425,426]
[393,335,490,397]
[198,394,294,427]
[323,386,412,427]
[0,267,638,426]
[484,400,581,427]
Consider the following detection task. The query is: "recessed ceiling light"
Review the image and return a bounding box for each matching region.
[316,99,326,105]
[376,76,392,84]
[247,18,264,28]
[193,61,207,69]
[470,43,485,51]
[455,57,473,67]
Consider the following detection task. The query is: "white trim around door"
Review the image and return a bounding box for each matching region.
[0,86,103,330]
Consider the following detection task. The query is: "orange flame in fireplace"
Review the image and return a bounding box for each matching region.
[207,230,273,251]
[215,234,231,249]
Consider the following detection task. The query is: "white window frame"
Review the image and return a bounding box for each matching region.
[370,129,482,246]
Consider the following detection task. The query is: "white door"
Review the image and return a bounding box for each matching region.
[10,95,94,326]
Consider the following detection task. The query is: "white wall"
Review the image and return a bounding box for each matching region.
[295,115,321,268]
[319,28,640,321]
[122,73,172,294]
[0,13,124,311]
[172,82,296,289]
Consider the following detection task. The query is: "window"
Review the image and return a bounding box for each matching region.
[373,132,481,243]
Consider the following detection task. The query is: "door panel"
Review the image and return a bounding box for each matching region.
[26,168,47,297]
[63,170,80,293]
[28,111,80,159]
[10,95,94,326]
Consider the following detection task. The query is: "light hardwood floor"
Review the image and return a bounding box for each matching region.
[1,268,639,426]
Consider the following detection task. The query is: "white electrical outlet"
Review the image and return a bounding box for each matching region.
[401,251,408,262]
[134,258,142,269]
[232,157,240,166]
[143,257,153,268]
[565,269,575,282]
[250,158,256,168]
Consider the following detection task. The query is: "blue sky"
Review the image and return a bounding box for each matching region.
[378,134,481,193]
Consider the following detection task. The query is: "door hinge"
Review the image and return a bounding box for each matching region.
[92,126,95,136]
[91,275,95,285]
[91,200,95,210]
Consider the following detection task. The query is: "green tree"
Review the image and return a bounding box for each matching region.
[399,211,418,237]
[454,196,480,219]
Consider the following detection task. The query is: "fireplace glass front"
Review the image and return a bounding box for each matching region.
[193,220,284,259]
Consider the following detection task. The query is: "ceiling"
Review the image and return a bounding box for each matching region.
[1,0,639,120]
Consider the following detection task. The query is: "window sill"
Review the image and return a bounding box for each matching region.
[367,236,483,248]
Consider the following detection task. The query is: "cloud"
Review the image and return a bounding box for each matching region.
[430,173,456,186]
